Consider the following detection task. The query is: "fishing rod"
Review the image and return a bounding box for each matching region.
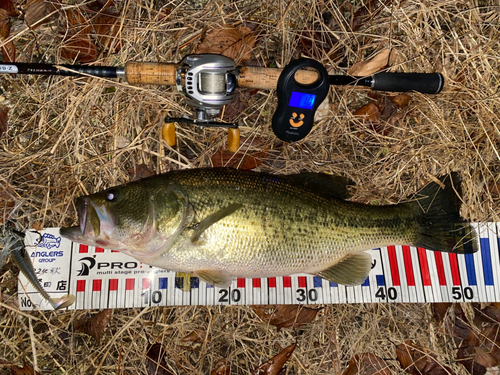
[0,54,444,151]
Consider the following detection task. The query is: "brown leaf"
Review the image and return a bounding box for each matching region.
[196,26,256,64]
[74,309,112,342]
[211,136,268,170]
[379,96,395,121]
[85,0,115,12]
[450,304,472,341]
[252,343,296,375]
[0,105,8,137]
[211,359,230,375]
[93,13,123,53]
[457,346,487,375]
[349,49,391,77]
[12,364,40,375]
[464,324,500,369]
[180,329,210,344]
[354,103,380,123]
[60,36,98,63]
[396,341,457,375]
[24,0,59,29]
[252,305,321,330]
[63,8,92,35]
[146,343,175,375]
[431,303,452,323]
[0,360,40,375]
[342,353,392,375]
[391,94,412,108]
[0,0,19,17]
[1,39,15,62]
[128,163,155,181]
[0,8,10,38]
[222,89,258,121]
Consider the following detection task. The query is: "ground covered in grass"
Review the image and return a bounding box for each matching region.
[1,0,499,374]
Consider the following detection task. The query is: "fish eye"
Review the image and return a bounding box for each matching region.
[105,190,118,202]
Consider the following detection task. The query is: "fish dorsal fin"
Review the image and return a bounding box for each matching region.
[288,173,354,200]
[316,252,372,285]
[191,203,243,243]
[195,270,232,288]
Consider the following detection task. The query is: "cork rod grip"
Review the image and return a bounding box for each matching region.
[237,66,320,89]
[125,62,177,85]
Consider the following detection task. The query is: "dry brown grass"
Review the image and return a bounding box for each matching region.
[1,0,499,373]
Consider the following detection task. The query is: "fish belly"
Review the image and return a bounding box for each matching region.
[151,182,417,278]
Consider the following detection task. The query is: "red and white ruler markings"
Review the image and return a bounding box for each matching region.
[17,224,500,310]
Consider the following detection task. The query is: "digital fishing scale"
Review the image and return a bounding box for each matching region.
[272,58,330,142]
[0,54,444,151]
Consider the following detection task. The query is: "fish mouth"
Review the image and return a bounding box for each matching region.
[90,200,116,237]
[78,197,88,235]
[60,197,115,245]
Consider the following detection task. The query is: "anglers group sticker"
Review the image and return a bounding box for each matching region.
[34,233,62,249]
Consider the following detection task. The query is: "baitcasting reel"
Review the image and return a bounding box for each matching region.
[164,54,240,152]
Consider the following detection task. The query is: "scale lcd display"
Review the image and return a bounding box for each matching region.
[289,91,316,109]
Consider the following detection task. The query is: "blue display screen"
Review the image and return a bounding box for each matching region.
[289,91,316,109]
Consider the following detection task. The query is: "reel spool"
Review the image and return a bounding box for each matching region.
[164,54,240,152]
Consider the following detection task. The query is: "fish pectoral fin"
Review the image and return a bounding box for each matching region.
[191,203,243,243]
[195,270,233,288]
[175,272,193,292]
[316,252,372,286]
[50,294,76,310]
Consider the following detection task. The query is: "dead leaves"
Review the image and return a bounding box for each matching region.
[0,105,8,138]
[252,305,321,330]
[252,343,296,375]
[0,2,16,62]
[430,303,500,375]
[348,49,392,77]
[342,353,391,375]
[0,0,122,63]
[453,304,500,374]
[60,36,99,63]
[353,93,412,136]
[24,0,59,29]
[211,136,268,169]
[0,360,40,375]
[396,341,456,375]
[354,102,380,123]
[210,359,230,375]
[180,329,210,344]
[146,343,175,375]
[74,309,112,342]
[60,5,122,63]
[196,26,257,64]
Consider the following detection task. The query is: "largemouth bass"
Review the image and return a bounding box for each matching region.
[1,221,75,309]
[60,168,478,287]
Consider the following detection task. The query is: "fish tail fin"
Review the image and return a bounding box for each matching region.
[413,173,478,254]
[49,294,76,310]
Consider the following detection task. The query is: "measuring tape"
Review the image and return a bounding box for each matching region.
[17,224,500,310]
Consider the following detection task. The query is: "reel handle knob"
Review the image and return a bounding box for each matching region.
[227,127,240,153]
[162,122,177,146]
